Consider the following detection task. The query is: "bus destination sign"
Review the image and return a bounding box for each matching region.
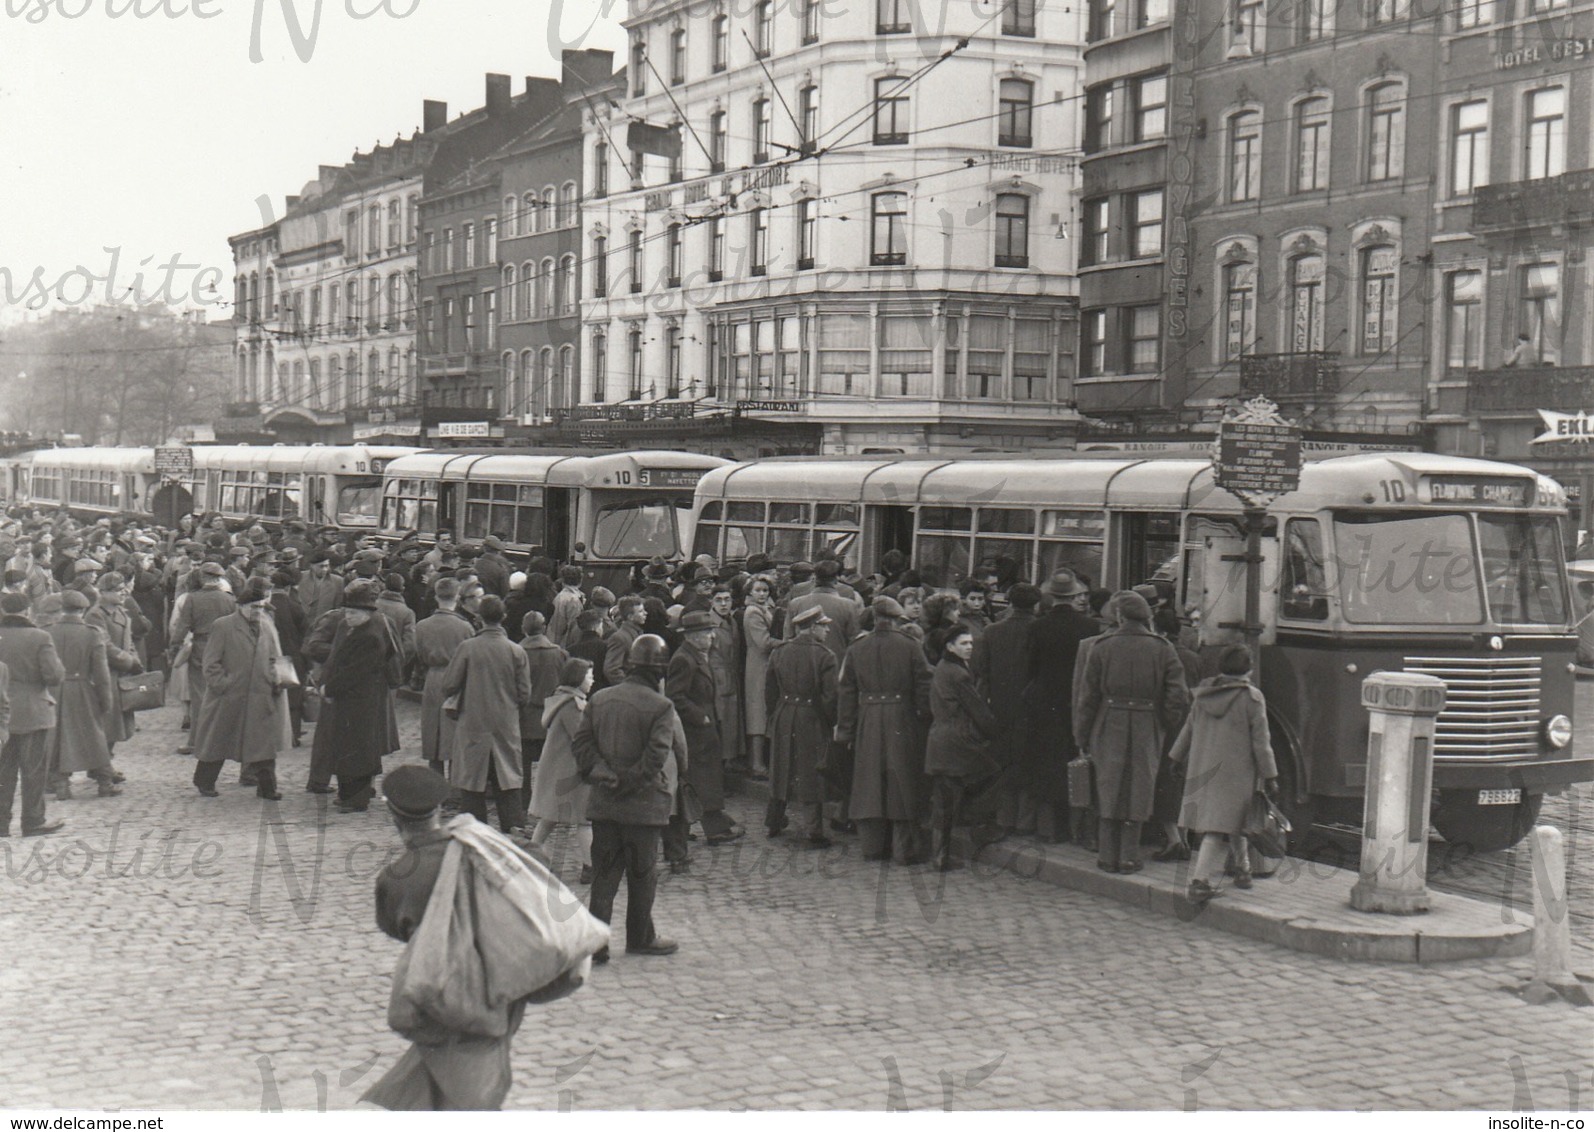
[1216,421,1302,498]
[1423,476,1534,507]
[639,468,705,489]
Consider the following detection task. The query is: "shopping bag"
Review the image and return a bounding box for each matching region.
[1242,791,1292,861]
[117,670,166,712]
[300,686,322,723]
[270,655,300,689]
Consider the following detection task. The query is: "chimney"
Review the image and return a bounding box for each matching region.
[423,99,448,133]
[485,73,512,116]
[561,49,615,95]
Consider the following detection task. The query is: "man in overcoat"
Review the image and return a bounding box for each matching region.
[785,561,859,662]
[707,587,744,772]
[763,605,837,845]
[85,571,142,758]
[836,596,933,865]
[441,595,531,833]
[518,610,568,807]
[0,591,64,836]
[970,581,1042,833]
[602,596,647,688]
[313,579,404,812]
[665,609,743,865]
[48,590,118,799]
[192,578,291,801]
[1020,569,1099,843]
[376,573,418,670]
[168,561,236,755]
[296,553,342,627]
[1073,591,1190,873]
[414,577,474,777]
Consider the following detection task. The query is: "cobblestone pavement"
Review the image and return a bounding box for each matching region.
[1,698,1590,1113]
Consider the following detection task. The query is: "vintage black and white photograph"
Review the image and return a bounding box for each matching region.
[1,0,1591,1117]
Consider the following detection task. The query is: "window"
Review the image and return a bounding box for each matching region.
[590,330,607,401]
[802,0,820,41]
[519,261,533,318]
[463,222,476,269]
[1228,110,1261,202]
[407,195,419,245]
[629,230,643,293]
[1133,74,1167,142]
[995,194,1030,267]
[1366,83,1405,182]
[345,210,361,258]
[1456,0,1492,27]
[593,236,608,297]
[1451,100,1488,196]
[1369,0,1408,22]
[1281,519,1328,620]
[387,201,401,250]
[708,216,725,279]
[1294,97,1330,192]
[1298,0,1330,39]
[539,188,555,232]
[799,84,819,153]
[1519,263,1561,364]
[797,199,817,269]
[386,273,401,327]
[368,205,381,255]
[1289,254,1326,352]
[1137,0,1169,26]
[873,78,908,144]
[484,217,497,264]
[1129,189,1163,258]
[559,183,576,226]
[1525,87,1566,180]
[712,13,728,71]
[1359,245,1398,355]
[870,192,907,266]
[540,259,555,317]
[631,35,647,96]
[710,110,728,172]
[627,326,643,398]
[878,0,910,32]
[753,96,771,162]
[668,133,683,183]
[1089,0,1118,39]
[667,224,683,286]
[755,0,773,55]
[666,325,682,397]
[421,301,434,351]
[1081,309,1107,375]
[670,27,686,84]
[557,346,573,410]
[1084,85,1113,152]
[1445,269,1482,369]
[521,193,536,236]
[460,295,475,354]
[1231,0,1262,53]
[1223,262,1257,361]
[1126,306,1161,372]
[561,255,576,313]
[1003,0,1037,34]
[750,207,768,275]
[443,227,457,273]
[593,140,609,198]
[1082,198,1109,265]
[484,288,497,349]
[998,79,1034,147]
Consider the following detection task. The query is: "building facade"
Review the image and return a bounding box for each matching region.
[580,0,1085,456]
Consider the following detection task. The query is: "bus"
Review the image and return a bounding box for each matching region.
[379,448,730,592]
[689,451,1588,851]
[12,445,422,530]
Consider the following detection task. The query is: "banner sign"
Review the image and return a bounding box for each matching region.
[1533,409,1594,443]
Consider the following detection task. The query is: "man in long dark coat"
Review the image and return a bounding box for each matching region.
[0,591,64,836]
[665,610,743,866]
[1074,591,1190,873]
[414,577,474,777]
[192,578,290,801]
[971,581,1042,833]
[48,590,118,799]
[169,562,236,755]
[442,596,532,833]
[1020,569,1100,844]
[836,596,933,865]
[313,579,403,812]
[763,606,837,846]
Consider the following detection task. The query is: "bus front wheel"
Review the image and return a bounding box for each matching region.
[1431,790,1543,852]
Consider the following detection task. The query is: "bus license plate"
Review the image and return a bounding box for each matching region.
[1478,789,1522,806]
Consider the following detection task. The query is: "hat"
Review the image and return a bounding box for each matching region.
[278,546,301,561]
[680,609,716,633]
[134,535,157,549]
[199,561,226,578]
[60,590,91,611]
[0,592,30,615]
[716,563,742,583]
[789,561,815,579]
[871,595,906,620]
[343,579,381,609]
[248,525,270,544]
[483,535,506,553]
[1114,591,1154,623]
[814,560,840,581]
[644,557,674,580]
[36,593,63,616]
[238,577,272,605]
[97,571,126,591]
[229,546,250,558]
[354,548,387,563]
[1132,583,1162,608]
[589,586,616,607]
[1046,570,1089,599]
[791,605,832,629]
[691,569,716,587]
[1008,582,1044,610]
[73,558,102,574]
[508,571,528,591]
[384,765,451,819]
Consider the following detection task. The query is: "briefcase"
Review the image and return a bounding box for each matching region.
[118,670,166,712]
[1066,755,1095,809]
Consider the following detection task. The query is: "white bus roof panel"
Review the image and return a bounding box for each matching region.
[28,448,153,474]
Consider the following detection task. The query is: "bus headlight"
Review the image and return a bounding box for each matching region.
[1545,715,1573,749]
[1488,636,1505,651]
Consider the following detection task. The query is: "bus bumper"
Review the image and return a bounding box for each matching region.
[1344,756,1594,792]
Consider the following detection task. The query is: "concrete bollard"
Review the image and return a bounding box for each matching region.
[1522,825,1593,1006]
[1349,671,1446,915]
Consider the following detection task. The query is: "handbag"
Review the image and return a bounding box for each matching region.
[1243,791,1292,860]
[442,691,462,719]
[270,655,300,689]
[117,670,166,712]
[301,686,322,723]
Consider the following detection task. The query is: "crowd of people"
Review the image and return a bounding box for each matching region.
[0,506,1281,925]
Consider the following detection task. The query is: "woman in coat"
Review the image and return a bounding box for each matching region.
[925,625,1003,871]
[1169,645,1278,904]
[314,580,404,813]
[741,575,778,780]
[527,657,595,881]
[191,578,292,800]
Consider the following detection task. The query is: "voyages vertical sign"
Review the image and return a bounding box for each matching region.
[1165,2,1199,340]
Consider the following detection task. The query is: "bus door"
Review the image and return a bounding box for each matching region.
[304,476,327,525]
[1116,512,1182,590]
[1193,514,1279,646]
[869,505,915,574]
[544,487,573,561]
[436,482,460,539]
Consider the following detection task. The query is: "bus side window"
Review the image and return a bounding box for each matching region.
[1281,518,1328,620]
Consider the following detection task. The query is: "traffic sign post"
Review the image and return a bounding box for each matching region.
[153,446,194,477]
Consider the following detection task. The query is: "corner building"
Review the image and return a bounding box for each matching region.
[581,0,1085,455]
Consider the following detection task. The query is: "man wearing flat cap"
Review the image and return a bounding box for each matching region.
[763,605,837,845]
[664,608,743,863]
[0,590,64,836]
[169,561,237,756]
[474,535,512,599]
[836,595,934,864]
[1074,590,1190,873]
[1017,569,1100,844]
[785,560,859,664]
[310,579,404,811]
[192,578,291,801]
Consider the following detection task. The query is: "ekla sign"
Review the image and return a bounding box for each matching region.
[1533,409,1594,443]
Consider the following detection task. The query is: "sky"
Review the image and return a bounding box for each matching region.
[0,0,628,325]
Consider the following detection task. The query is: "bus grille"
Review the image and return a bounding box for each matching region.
[1401,656,1542,759]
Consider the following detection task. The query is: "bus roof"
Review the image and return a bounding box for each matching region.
[382,449,729,486]
[24,448,153,473]
[189,445,422,474]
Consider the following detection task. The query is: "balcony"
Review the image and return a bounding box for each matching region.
[1466,365,1594,413]
[421,353,484,379]
[1238,352,1340,401]
[1472,170,1594,232]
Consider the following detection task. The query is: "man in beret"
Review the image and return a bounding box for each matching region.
[169,561,238,756]
[47,589,118,800]
[192,578,290,801]
[972,581,1044,835]
[0,590,63,836]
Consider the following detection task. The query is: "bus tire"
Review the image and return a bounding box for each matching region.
[1431,790,1543,853]
[1265,718,1318,858]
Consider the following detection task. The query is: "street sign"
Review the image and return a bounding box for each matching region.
[153,446,194,475]
[1216,399,1302,500]
[433,421,491,438]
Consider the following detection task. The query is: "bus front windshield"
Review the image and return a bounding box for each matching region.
[592,496,681,559]
[337,479,382,527]
[1333,511,1568,626]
